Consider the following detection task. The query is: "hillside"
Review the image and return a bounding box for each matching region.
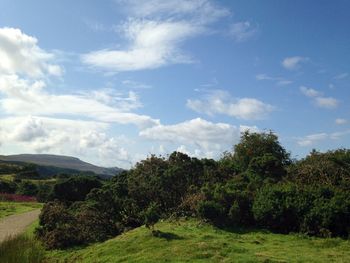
[0,154,122,177]
[46,219,350,263]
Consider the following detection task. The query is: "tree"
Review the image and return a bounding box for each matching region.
[233,131,291,173]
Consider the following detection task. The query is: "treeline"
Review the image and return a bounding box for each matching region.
[36,131,350,249]
[0,169,103,202]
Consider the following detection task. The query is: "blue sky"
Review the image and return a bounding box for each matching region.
[0,0,349,168]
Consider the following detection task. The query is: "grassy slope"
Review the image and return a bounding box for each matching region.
[46,219,350,263]
[0,202,42,219]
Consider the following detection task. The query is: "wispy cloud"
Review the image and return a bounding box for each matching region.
[187,90,274,120]
[334,72,348,80]
[256,73,292,86]
[82,0,229,72]
[229,21,257,42]
[282,56,309,70]
[297,130,350,146]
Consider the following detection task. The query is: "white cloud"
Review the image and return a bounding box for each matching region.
[315,97,338,109]
[11,117,46,142]
[187,90,274,120]
[0,27,62,77]
[300,86,322,97]
[297,133,328,146]
[335,118,347,125]
[300,86,338,109]
[334,72,348,80]
[229,21,257,42]
[0,116,131,168]
[256,73,292,86]
[282,56,308,70]
[297,130,350,147]
[0,74,159,128]
[117,0,229,23]
[82,20,199,72]
[139,117,258,158]
[82,0,229,72]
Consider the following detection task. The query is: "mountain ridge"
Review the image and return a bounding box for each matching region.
[0,154,123,177]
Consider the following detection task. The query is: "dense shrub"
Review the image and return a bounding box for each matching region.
[0,180,16,193]
[36,201,80,249]
[51,176,102,202]
[16,181,38,196]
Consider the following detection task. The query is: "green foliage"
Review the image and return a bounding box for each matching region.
[36,201,80,249]
[289,149,350,190]
[144,202,160,231]
[0,180,16,193]
[16,181,38,196]
[51,176,102,202]
[35,132,350,251]
[197,200,225,224]
[233,131,291,173]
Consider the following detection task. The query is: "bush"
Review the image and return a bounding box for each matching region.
[36,201,80,249]
[197,200,225,224]
[0,180,16,194]
[144,202,160,232]
[16,181,38,196]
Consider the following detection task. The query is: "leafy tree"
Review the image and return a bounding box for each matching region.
[233,131,291,173]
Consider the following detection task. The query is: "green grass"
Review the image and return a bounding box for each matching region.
[45,219,350,263]
[0,218,44,263]
[0,202,42,219]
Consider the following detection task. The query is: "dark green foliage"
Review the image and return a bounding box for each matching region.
[36,183,53,202]
[51,176,102,202]
[233,131,291,173]
[36,201,80,249]
[0,180,16,193]
[289,149,350,190]
[16,181,38,196]
[144,202,160,231]
[197,200,225,224]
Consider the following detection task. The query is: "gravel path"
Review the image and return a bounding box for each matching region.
[0,209,41,243]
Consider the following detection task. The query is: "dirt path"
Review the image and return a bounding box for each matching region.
[0,209,41,243]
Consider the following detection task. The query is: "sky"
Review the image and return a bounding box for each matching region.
[0,0,349,169]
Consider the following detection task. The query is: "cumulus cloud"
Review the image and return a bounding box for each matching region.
[282,56,309,70]
[300,86,322,97]
[0,116,131,167]
[0,27,62,77]
[300,86,338,109]
[229,21,257,42]
[139,117,258,158]
[187,90,274,120]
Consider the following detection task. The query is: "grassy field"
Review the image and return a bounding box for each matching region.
[45,218,350,263]
[0,202,42,220]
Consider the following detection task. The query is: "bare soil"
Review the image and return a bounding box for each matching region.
[0,209,40,243]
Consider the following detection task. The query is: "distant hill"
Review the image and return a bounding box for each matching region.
[0,154,123,177]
